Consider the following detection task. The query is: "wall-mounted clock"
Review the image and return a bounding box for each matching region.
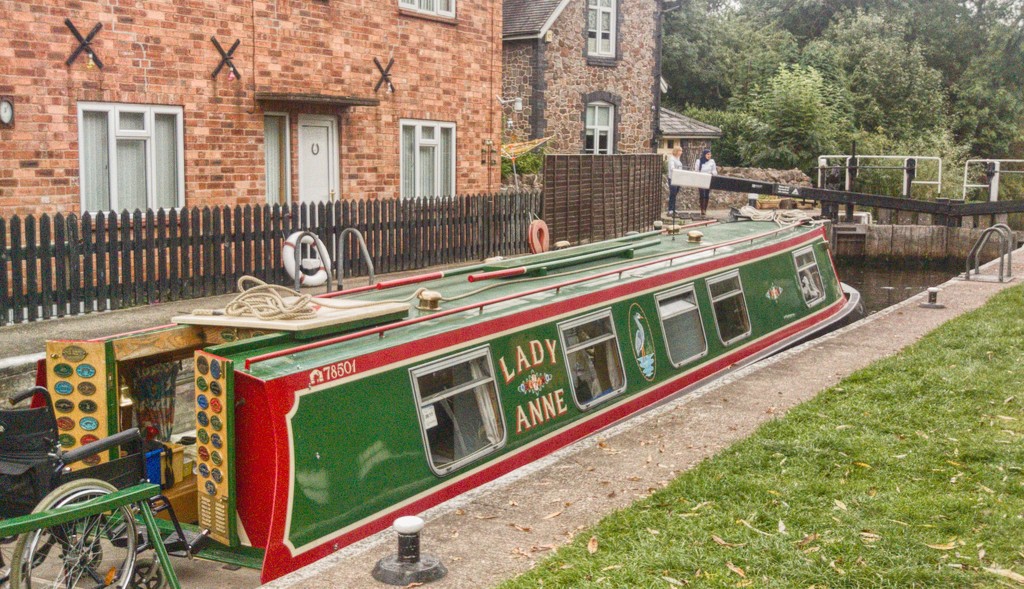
[0,98,13,126]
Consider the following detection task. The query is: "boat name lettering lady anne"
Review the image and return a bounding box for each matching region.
[498,339,559,384]
[515,389,569,434]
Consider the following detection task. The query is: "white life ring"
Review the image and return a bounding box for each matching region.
[282,232,332,287]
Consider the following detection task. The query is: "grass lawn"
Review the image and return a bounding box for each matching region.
[498,286,1024,588]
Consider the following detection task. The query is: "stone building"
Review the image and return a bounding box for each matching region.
[501,0,662,154]
[0,1,503,215]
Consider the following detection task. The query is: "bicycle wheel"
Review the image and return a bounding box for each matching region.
[2,533,17,588]
[9,479,138,589]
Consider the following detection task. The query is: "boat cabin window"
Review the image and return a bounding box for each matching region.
[793,247,825,306]
[559,311,626,408]
[706,272,751,345]
[655,286,708,366]
[410,348,505,475]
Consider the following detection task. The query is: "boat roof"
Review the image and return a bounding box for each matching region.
[184,220,820,381]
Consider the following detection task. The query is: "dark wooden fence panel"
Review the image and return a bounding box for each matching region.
[0,192,540,325]
[542,154,663,244]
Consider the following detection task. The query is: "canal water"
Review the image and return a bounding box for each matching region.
[835,258,963,315]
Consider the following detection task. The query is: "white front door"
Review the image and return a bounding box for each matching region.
[298,115,339,204]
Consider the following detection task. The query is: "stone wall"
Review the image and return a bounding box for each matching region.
[502,40,538,143]
[0,0,503,214]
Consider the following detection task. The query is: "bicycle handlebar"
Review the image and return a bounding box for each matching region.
[9,386,50,406]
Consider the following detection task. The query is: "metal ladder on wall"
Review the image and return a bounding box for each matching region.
[289,228,376,292]
[963,223,1015,283]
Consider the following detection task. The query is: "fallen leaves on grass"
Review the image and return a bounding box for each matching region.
[984,567,1024,584]
[661,576,689,586]
[834,499,848,511]
[543,510,563,520]
[712,535,745,548]
[926,538,958,550]
[587,536,599,554]
[796,533,819,547]
[853,461,872,469]
[860,531,881,543]
[510,523,532,533]
[726,562,747,578]
[737,519,771,536]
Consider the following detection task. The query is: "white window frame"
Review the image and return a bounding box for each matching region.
[587,0,616,58]
[793,246,826,307]
[655,284,708,368]
[706,271,752,346]
[77,102,186,212]
[584,102,614,155]
[409,346,506,476]
[558,309,627,410]
[263,112,292,206]
[400,119,457,199]
[398,0,455,19]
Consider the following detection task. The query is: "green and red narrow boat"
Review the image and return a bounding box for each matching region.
[34,218,859,582]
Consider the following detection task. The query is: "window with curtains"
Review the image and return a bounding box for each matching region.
[584,102,614,154]
[587,0,616,57]
[264,114,290,205]
[410,347,505,475]
[559,310,626,409]
[400,120,455,199]
[78,103,184,212]
[398,0,455,18]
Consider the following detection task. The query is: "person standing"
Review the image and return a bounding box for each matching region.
[666,147,684,215]
[695,148,717,217]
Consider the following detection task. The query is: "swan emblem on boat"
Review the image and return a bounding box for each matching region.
[629,304,656,381]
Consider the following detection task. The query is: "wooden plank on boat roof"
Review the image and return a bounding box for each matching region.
[171,300,410,337]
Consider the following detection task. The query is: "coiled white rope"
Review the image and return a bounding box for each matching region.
[736,205,814,225]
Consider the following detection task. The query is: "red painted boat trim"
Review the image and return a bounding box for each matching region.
[374,272,446,289]
[467,267,528,282]
[256,293,845,582]
[245,226,819,370]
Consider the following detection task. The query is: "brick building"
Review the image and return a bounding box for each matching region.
[0,1,503,215]
[501,0,661,155]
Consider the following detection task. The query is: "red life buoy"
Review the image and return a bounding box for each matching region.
[528,219,550,254]
[282,232,332,287]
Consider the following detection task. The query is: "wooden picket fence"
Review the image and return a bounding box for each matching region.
[0,192,541,325]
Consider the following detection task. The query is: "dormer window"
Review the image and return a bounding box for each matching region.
[587,0,615,57]
[399,0,455,19]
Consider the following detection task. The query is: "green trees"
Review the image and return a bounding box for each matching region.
[662,0,1024,182]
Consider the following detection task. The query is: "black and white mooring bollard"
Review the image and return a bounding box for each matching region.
[919,287,945,309]
[372,516,447,586]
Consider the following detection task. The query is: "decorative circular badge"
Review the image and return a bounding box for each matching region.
[83,454,101,466]
[209,398,222,414]
[210,360,221,380]
[78,381,97,396]
[210,381,222,396]
[196,395,209,410]
[210,416,222,431]
[76,364,97,379]
[78,400,98,414]
[211,451,223,466]
[79,417,99,431]
[211,433,222,449]
[59,434,76,448]
[81,434,99,445]
[196,377,208,392]
[57,417,74,431]
[197,411,209,427]
[196,356,209,375]
[54,381,74,395]
[198,463,210,478]
[205,481,217,496]
[197,429,210,444]
[198,446,210,462]
[211,468,223,483]
[53,363,73,378]
[62,346,88,363]
[55,399,75,413]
